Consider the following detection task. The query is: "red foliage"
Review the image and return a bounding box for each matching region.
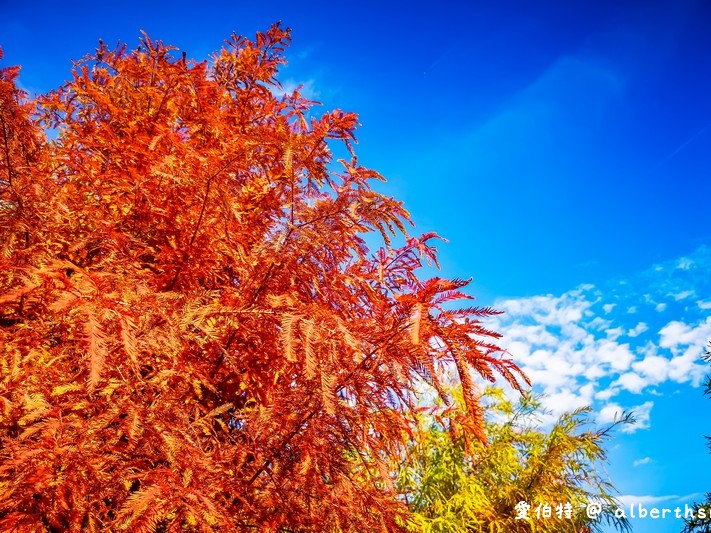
[0,28,527,531]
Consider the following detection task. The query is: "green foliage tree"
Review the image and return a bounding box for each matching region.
[682,341,711,533]
[397,387,632,533]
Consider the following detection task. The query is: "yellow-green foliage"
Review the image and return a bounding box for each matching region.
[397,387,632,533]
[682,340,711,533]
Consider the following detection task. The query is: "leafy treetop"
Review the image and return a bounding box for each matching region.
[0,27,527,532]
[398,387,632,533]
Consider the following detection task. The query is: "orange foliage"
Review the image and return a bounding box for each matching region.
[0,27,527,532]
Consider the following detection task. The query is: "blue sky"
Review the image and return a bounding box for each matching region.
[3,1,710,531]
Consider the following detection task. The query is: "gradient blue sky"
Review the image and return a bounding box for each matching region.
[3,1,710,531]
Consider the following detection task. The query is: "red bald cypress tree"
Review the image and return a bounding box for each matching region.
[0,27,527,532]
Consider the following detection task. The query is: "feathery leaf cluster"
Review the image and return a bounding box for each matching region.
[0,28,527,531]
[397,387,632,533]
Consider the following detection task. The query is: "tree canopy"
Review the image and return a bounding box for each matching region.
[0,26,528,531]
[397,387,631,533]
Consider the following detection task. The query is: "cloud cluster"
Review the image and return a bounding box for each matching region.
[617,493,703,507]
[488,246,711,433]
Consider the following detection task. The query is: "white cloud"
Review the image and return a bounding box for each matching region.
[628,322,648,337]
[588,316,611,330]
[525,366,572,391]
[599,403,626,424]
[622,401,653,433]
[606,327,625,340]
[615,372,647,393]
[488,248,710,436]
[618,493,704,506]
[698,300,711,310]
[541,389,590,417]
[677,257,694,270]
[632,355,669,384]
[585,365,607,380]
[597,341,635,371]
[595,386,619,401]
[659,317,711,350]
[670,290,696,301]
[504,340,531,362]
[618,494,679,506]
[502,324,558,347]
[668,345,708,386]
[658,322,689,348]
[597,400,652,433]
[632,457,652,467]
[578,383,595,400]
[499,292,589,325]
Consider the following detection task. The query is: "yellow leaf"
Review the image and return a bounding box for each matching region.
[52,383,83,396]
